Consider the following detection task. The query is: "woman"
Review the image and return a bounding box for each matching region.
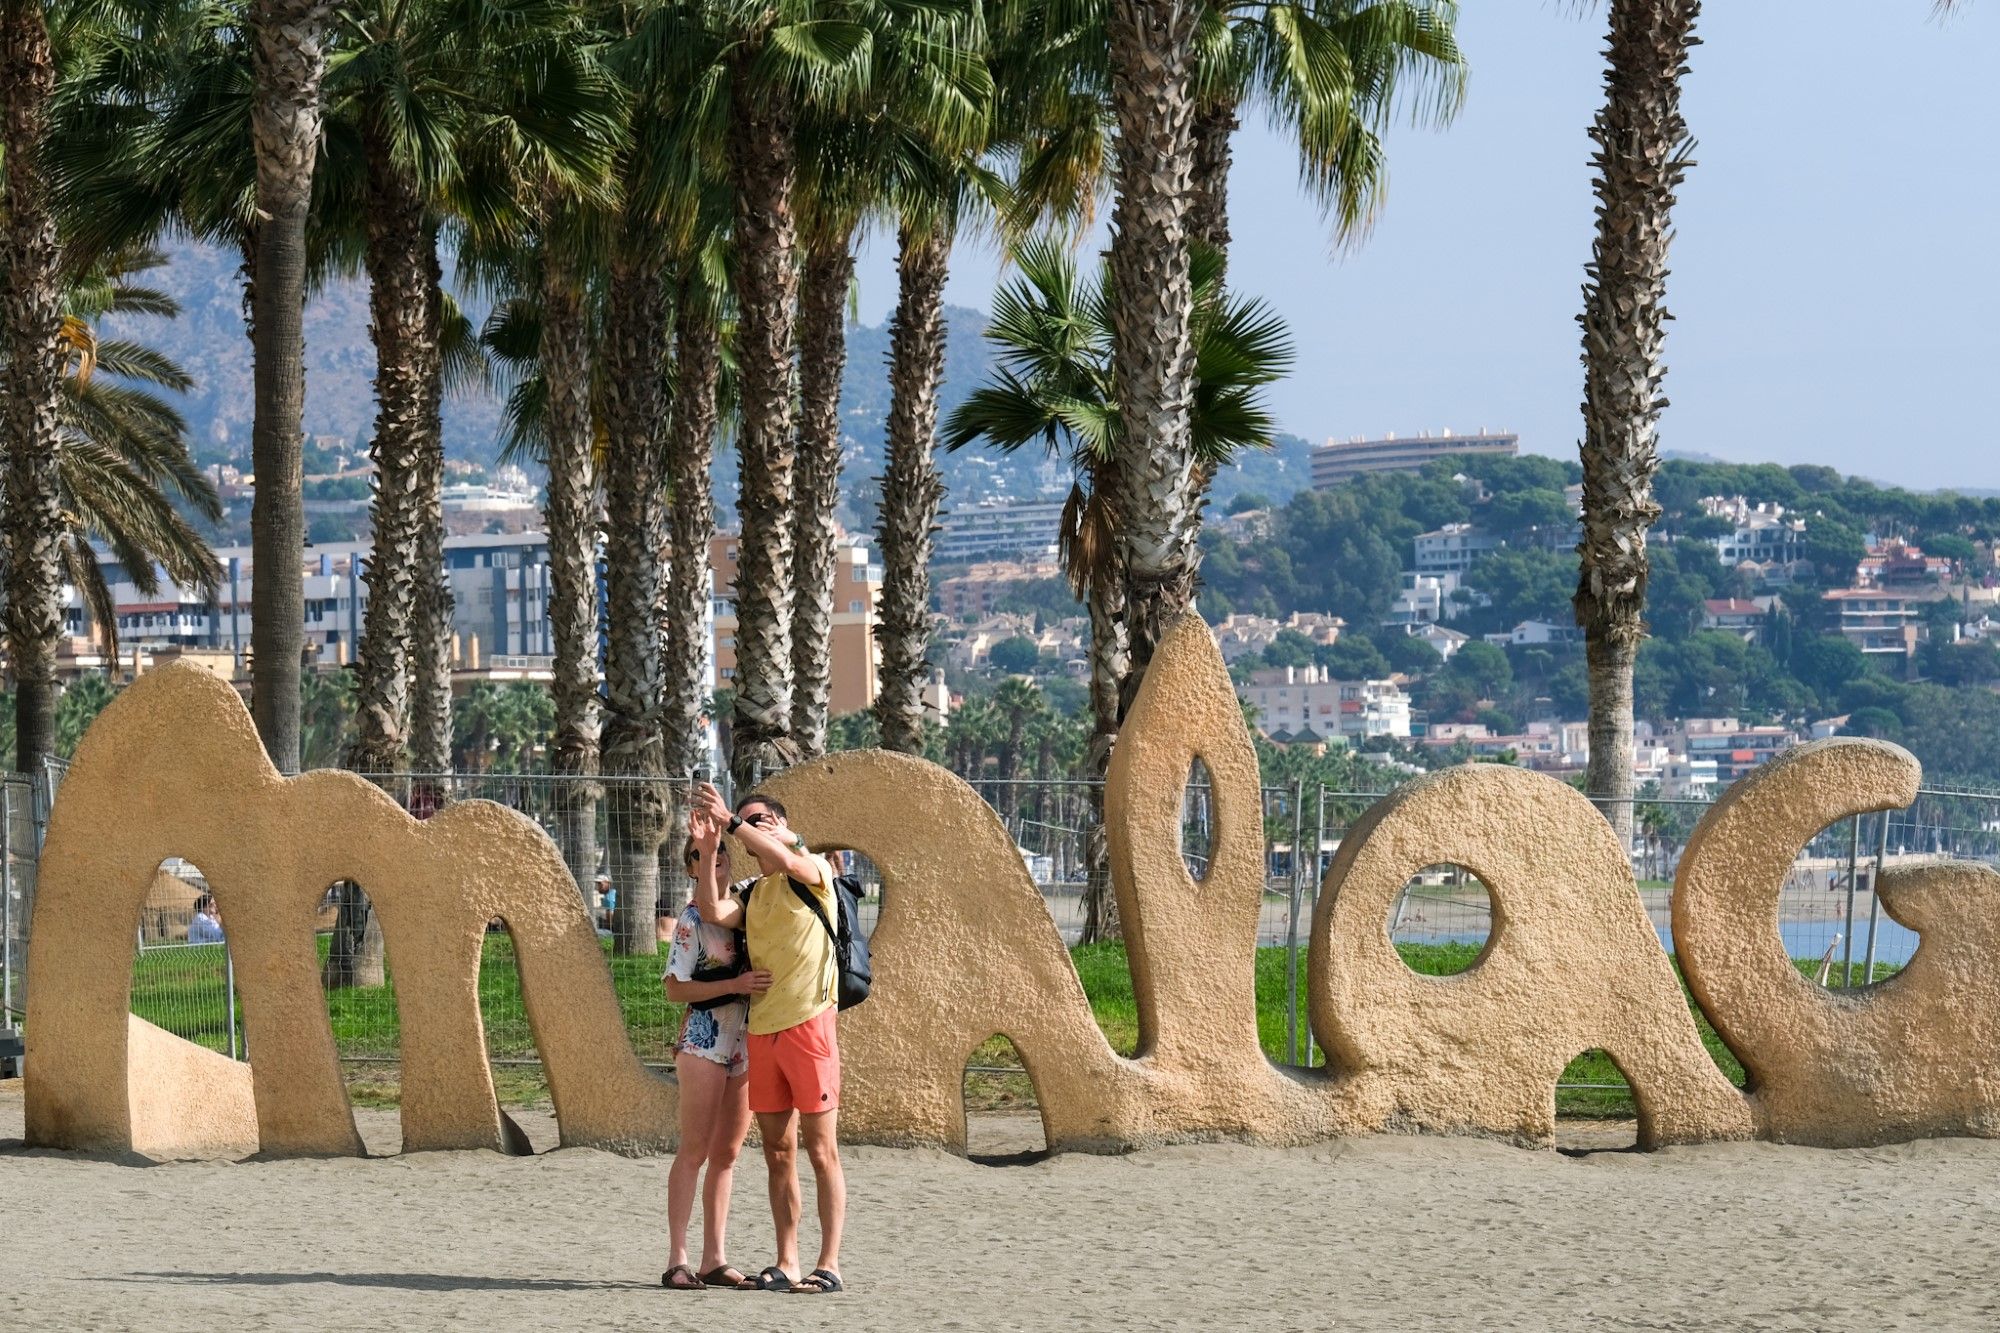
[660,810,770,1291]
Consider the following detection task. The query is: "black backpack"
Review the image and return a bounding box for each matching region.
[786,873,872,1010]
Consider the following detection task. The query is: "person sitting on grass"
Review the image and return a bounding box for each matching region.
[659,822,769,1292]
[692,783,847,1295]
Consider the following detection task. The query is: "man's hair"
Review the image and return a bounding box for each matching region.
[193,893,215,913]
[734,794,787,821]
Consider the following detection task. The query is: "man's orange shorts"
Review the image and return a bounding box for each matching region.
[747,1007,841,1115]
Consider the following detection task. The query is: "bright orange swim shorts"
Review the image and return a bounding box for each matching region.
[747,1007,841,1116]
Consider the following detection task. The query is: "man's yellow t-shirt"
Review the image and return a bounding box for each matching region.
[744,852,838,1036]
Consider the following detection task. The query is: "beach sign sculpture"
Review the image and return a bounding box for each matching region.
[24,614,2000,1160]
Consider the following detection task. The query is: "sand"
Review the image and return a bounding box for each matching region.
[3,1081,1997,1332]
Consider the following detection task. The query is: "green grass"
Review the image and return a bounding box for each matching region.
[128,934,1902,1120]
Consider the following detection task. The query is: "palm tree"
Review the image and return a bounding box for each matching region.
[714,2,873,792]
[661,242,730,916]
[992,673,1047,785]
[790,115,873,762]
[1572,0,1699,848]
[1188,2,1465,262]
[1103,0,1202,728]
[1,0,68,776]
[944,235,1291,939]
[598,20,694,953]
[55,250,226,661]
[246,0,336,775]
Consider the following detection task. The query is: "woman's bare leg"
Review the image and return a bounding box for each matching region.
[699,1072,753,1273]
[666,1052,728,1270]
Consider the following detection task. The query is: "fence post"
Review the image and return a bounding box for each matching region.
[1306,784,1325,1070]
[1285,779,1303,1066]
[1841,814,1861,987]
[225,942,240,1061]
[1863,805,1891,983]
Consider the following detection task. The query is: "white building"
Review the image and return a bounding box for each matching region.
[1484,619,1580,647]
[933,499,1066,566]
[1384,572,1453,629]
[1236,664,1411,741]
[1312,429,1518,488]
[1659,756,1719,799]
[1409,623,1469,662]
[1414,523,1502,576]
[1700,496,1805,573]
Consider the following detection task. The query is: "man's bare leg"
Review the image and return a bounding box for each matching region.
[756,1109,802,1282]
[798,1108,845,1286]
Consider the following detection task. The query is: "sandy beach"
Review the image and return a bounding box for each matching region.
[3,1081,1997,1331]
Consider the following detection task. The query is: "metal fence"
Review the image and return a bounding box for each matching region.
[6,762,1999,1103]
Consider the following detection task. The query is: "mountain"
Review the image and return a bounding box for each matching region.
[122,241,1321,532]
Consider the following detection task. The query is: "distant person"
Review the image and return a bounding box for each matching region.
[693,784,846,1294]
[659,826,767,1291]
[187,893,223,945]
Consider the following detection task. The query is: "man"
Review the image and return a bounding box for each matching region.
[692,784,845,1295]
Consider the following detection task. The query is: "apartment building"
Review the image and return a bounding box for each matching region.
[1414,523,1502,576]
[1311,430,1518,488]
[932,499,1066,566]
[711,533,881,715]
[1822,588,1926,661]
[1237,664,1411,741]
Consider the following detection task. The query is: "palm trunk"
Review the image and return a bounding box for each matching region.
[540,243,602,899]
[1188,98,1237,260]
[408,226,454,777]
[327,152,434,990]
[725,61,802,792]
[1106,0,1204,725]
[1,5,65,777]
[1078,566,1128,944]
[871,225,953,755]
[663,274,722,913]
[791,245,855,760]
[1573,0,1699,850]
[343,147,429,776]
[247,0,332,776]
[600,246,671,955]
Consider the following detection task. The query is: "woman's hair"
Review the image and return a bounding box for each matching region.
[193,893,215,914]
[681,838,700,866]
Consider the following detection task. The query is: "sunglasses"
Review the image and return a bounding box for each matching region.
[741,812,778,828]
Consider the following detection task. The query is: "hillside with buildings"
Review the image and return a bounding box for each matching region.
[933,436,2000,792]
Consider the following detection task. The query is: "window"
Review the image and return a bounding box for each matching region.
[848,600,864,613]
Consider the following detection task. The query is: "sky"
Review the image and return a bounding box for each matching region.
[851,2,2000,493]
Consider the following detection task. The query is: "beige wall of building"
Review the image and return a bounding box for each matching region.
[710,533,880,716]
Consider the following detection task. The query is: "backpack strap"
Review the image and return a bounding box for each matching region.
[788,876,840,946]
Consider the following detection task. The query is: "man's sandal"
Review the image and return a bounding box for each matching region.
[660,1264,705,1291]
[700,1265,753,1290]
[753,1266,794,1292]
[793,1268,844,1294]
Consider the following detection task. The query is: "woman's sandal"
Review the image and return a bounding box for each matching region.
[793,1268,844,1294]
[660,1264,705,1291]
[753,1266,793,1292]
[700,1265,753,1291]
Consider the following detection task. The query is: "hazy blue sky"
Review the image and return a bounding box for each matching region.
[851,2,1999,492]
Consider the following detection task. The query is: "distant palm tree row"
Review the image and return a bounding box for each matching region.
[2,0,1473,956]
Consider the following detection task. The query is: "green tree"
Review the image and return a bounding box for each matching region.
[989,636,1042,676]
[1382,633,1441,676]
[1318,635,1389,680]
